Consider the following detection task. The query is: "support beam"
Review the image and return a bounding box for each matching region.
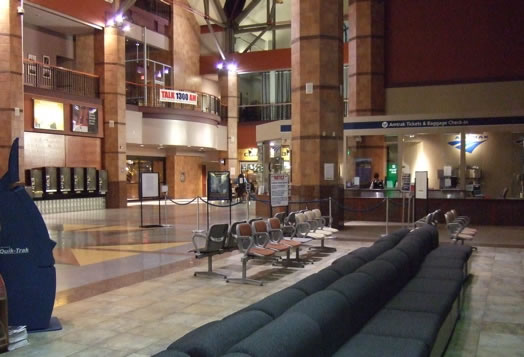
[205,17,227,60]
[236,22,289,33]
[235,0,262,25]
[118,0,137,13]
[242,26,270,53]
[211,0,228,23]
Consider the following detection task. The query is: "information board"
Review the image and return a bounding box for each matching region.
[72,105,98,133]
[141,172,159,198]
[270,174,289,207]
[207,171,231,201]
[415,171,428,199]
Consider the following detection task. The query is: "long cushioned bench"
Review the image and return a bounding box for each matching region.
[154,224,472,357]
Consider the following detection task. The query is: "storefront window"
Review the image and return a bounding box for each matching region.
[126,157,165,200]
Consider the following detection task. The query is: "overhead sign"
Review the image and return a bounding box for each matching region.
[448,134,488,153]
[159,89,198,105]
[270,174,289,207]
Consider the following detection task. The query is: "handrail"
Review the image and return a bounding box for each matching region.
[239,102,291,108]
[23,59,99,78]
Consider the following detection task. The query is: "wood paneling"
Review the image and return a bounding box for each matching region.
[237,123,257,149]
[174,155,203,199]
[28,0,110,28]
[65,136,102,169]
[24,132,65,169]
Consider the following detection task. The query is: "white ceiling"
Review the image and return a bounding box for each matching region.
[24,3,97,35]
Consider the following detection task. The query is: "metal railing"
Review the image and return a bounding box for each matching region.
[238,103,291,122]
[23,60,99,98]
[126,81,221,116]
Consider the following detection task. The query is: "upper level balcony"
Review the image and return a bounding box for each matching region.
[23,59,99,98]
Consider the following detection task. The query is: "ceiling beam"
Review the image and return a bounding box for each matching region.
[235,0,262,25]
[236,21,289,34]
[211,0,228,23]
[242,26,269,53]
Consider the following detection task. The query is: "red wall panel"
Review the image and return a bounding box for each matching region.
[385,0,524,87]
[29,0,111,27]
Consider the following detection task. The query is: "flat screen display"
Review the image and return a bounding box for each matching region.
[44,167,57,193]
[73,167,85,192]
[59,167,71,193]
[72,105,98,133]
[33,99,64,131]
[207,171,231,201]
[85,168,97,192]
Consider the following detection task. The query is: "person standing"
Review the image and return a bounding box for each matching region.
[370,172,384,189]
[237,172,247,201]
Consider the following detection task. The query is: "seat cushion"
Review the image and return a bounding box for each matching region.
[167,310,272,357]
[333,333,429,357]
[153,351,191,357]
[386,291,456,324]
[228,313,323,357]
[375,228,411,246]
[290,269,340,295]
[349,245,390,263]
[402,277,462,297]
[427,245,472,260]
[416,267,464,282]
[327,272,381,327]
[329,256,365,276]
[287,290,352,355]
[356,260,400,304]
[376,249,412,285]
[421,255,465,270]
[238,288,307,319]
[361,309,442,349]
[395,241,425,275]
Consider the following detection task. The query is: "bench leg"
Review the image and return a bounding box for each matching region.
[308,238,337,252]
[274,249,305,268]
[226,257,263,286]
[194,256,227,279]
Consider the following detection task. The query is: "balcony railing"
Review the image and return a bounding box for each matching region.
[238,103,291,122]
[126,82,221,116]
[23,60,99,98]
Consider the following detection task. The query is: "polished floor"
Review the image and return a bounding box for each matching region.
[5,202,524,356]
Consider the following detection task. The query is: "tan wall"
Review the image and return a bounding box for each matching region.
[172,0,201,92]
[75,34,95,74]
[402,132,523,197]
[386,81,524,115]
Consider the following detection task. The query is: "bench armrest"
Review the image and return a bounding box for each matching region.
[191,232,207,253]
[236,235,254,257]
[253,232,270,247]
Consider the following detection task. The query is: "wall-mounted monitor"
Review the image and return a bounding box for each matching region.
[43,167,58,194]
[73,167,85,193]
[59,167,71,193]
[25,169,43,198]
[98,170,108,195]
[72,105,98,134]
[33,99,64,131]
[85,168,97,192]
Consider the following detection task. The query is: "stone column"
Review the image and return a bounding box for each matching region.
[290,0,344,224]
[219,70,239,176]
[348,0,385,116]
[0,0,24,179]
[95,26,127,208]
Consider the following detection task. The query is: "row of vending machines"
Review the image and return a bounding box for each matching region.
[25,167,108,199]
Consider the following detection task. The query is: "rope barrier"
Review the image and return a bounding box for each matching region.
[168,197,199,206]
[199,197,245,207]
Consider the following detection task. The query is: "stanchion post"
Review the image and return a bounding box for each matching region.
[401,192,405,226]
[196,197,200,231]
[385,196,389,234]
[329,197,332,227]
[246,193,250,221]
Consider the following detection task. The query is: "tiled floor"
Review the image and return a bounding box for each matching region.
[4,202,524,356]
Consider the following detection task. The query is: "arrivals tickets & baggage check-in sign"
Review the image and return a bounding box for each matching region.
[270,174,289,207]
[159,89,198,105]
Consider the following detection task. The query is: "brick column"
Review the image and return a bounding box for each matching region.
[290,0,344,224]
[348,0,385,116]
[95,26,127,208]
[219,71,239,176]
[0,0,24,179]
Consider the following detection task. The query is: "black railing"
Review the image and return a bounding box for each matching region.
[23,60,99,98]
[126,82,221,116]
[238,103,291,122]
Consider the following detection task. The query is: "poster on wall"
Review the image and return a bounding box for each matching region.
[72,105,98,133]
[159,89,198,105]
[27,54,37,76]
[33,99,64,131]
[207,171,231,201]
[270,174,289,207]
[42,55,51,79]
[415,171,428,199]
